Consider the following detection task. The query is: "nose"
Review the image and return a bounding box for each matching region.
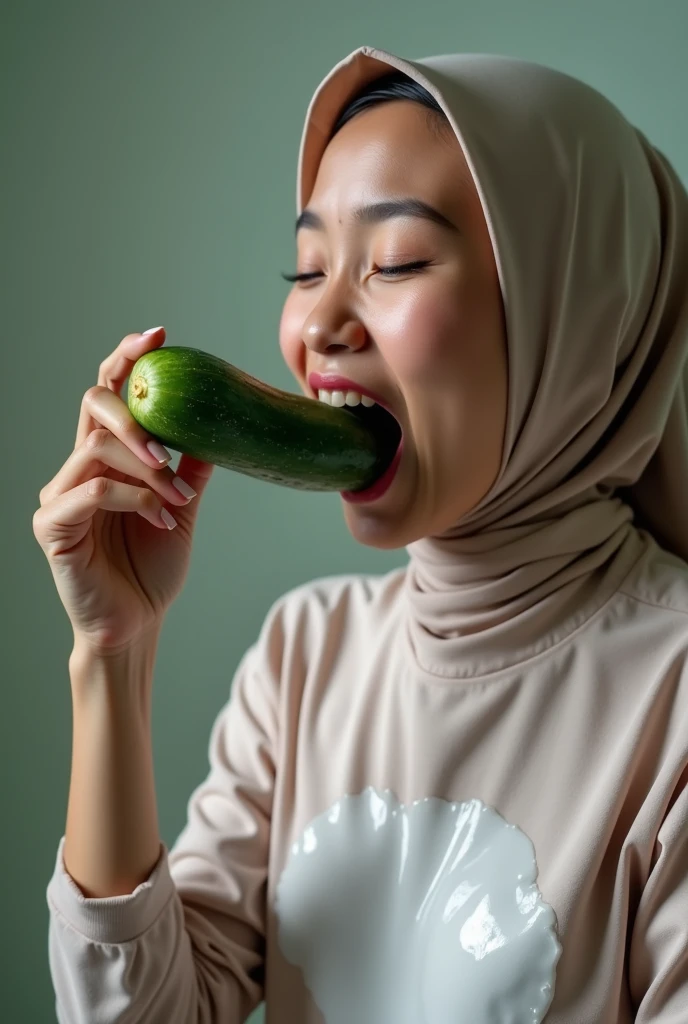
[302,309,367,356]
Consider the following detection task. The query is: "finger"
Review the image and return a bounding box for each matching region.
[39,429,198,509]
[76,386,175,472]
[97,326,165,393]
[34,478,176,555]
[172,453,215,498]
[75,326,165,448]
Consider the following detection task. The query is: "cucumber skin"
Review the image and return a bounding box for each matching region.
[126,346,398,492]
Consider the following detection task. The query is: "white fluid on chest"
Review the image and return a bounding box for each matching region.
[275,788,561,1023]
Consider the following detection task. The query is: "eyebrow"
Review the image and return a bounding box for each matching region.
[295,197,458,236]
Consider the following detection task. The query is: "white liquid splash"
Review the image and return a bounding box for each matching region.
[276,788,561,1023]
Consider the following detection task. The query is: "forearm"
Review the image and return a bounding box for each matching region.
[64,633,162,898]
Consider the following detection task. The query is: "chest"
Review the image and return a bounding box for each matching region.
[264,669,649,1022]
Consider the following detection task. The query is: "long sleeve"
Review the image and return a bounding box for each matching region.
[629,769,688,1022]
[46,615,281,1024]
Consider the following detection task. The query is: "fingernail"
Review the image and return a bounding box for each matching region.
[172,476,197,499]
[142,325,164,336]
[161,508,177,529]
[147,440,172,463]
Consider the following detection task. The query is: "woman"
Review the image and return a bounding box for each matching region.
[35,45,688,1023]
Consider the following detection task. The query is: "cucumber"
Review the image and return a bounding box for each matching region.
[126,346,401,492]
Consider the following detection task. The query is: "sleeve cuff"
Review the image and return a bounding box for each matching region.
[46,835,177,944]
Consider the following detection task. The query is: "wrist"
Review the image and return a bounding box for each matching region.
[69,629,161,707]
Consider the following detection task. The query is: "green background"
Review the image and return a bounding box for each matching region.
[3,1,686,1020]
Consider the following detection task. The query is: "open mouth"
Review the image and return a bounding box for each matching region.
[349,400,402,443]
[342,403,404,502]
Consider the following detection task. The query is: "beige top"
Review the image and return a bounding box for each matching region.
[46,46,688,1022]
[47,529,688,1021]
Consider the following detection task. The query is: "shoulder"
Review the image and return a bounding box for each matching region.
[242,566,408,695]
[228,570,407,720]
[234,567,407,711]
[610,534,688,750]
[618,533,688,619]
[258,566,408,646]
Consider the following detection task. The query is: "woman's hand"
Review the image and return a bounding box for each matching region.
[33,327,214,654]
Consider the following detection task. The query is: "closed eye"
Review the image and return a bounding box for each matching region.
[281,260,432,283]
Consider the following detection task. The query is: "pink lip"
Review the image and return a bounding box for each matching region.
[307,372,404,504]
[340,435,404,503]
[307,372,396,419]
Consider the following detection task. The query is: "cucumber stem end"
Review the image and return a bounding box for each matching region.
[131,375,148,399]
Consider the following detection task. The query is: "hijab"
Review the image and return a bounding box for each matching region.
[295,47,688,678]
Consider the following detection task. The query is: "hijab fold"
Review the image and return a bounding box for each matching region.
[296,47,688,677]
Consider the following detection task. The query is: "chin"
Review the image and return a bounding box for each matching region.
[338,450,436,550]
[341,501,427,551]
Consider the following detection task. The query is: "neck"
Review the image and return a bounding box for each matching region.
[403,496,647,680]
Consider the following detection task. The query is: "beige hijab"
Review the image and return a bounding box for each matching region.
[296,47,688,676]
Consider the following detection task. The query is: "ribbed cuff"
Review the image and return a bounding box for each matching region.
[46,835,177,944]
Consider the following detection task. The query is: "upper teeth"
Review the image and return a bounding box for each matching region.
[318,389,377,409]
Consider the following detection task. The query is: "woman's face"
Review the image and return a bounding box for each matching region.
[279,99,508,550]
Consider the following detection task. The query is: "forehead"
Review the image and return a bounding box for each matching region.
[307,100,475,215]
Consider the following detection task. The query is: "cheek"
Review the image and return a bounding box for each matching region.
[377,286,470,388]
[380,269,504,400]
[381,278,506,471]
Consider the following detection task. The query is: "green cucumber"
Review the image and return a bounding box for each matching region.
[127,346,401,492]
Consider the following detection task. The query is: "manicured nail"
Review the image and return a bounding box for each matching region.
[142,326,163,336]
[160,508,177,529]
[147,440,172,463]
[172,476,197,499]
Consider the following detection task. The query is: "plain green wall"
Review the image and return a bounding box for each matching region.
[3,1,686,1020]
